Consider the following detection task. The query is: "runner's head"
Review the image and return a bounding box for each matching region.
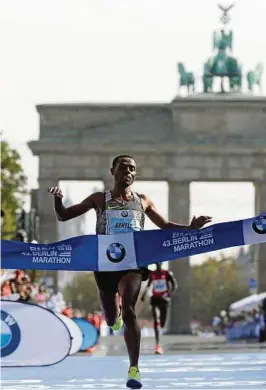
[111,155,137,187]
[155,262,162,272]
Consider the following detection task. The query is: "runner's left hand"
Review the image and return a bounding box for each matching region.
[190,215,212,229]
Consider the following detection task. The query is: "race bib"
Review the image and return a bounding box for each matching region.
[106,209,141,234]
[153,279,168,293]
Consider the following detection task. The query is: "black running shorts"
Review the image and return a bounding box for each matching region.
[94,268,150,294]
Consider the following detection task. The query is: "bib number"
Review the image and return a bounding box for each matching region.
[106,209,141,234]
[153,280,167,293]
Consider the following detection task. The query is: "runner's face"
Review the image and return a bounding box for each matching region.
[111,158,137,187]
[156,263,162,272]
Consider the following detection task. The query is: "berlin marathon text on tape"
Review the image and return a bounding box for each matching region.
[162,228,215,252]
[22,244,72,264]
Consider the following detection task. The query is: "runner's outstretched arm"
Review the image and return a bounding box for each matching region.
[47,186,99,221]
[142,195,212,229]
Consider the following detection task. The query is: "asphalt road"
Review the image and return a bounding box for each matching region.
[2,352,266,389]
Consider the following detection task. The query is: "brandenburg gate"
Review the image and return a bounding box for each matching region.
[28,5,266,333]
[29,95,266,333]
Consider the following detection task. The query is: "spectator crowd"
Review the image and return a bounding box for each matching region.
[0,268,103,337]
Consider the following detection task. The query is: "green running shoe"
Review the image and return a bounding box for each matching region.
[126,366,142,389]
[110,306,123,331]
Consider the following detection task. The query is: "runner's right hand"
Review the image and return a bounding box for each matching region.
[47,186,63,198]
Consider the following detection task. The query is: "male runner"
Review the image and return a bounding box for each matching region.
[48,155,211,389]
[141,263,177,354]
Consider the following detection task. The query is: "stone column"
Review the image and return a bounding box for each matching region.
[167,181,191,334]
[38,177,59,292]
[254,182,266,293]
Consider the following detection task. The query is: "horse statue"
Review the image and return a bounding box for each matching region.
[247,63,264,94]
[204,28,242,93]
[203,62,213,93]
[229,73,242,92]
[177,62,195,96]
[228,59,242,92]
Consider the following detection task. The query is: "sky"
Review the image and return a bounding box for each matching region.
[1,0,264,264]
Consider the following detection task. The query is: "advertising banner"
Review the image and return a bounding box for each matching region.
[1,301,71,367]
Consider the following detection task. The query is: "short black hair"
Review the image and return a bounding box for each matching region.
[112,155,136,168]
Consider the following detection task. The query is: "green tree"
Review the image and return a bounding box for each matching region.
[1,140,27,238]
[63,272,101,313]
[191,256,249,324]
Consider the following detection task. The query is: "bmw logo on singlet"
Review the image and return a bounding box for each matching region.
[1,310,21,357]
[252,215,266,235]
[106,243,126,263]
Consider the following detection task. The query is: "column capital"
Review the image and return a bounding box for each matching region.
[168,179,191,184]
[38,177,59,187]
